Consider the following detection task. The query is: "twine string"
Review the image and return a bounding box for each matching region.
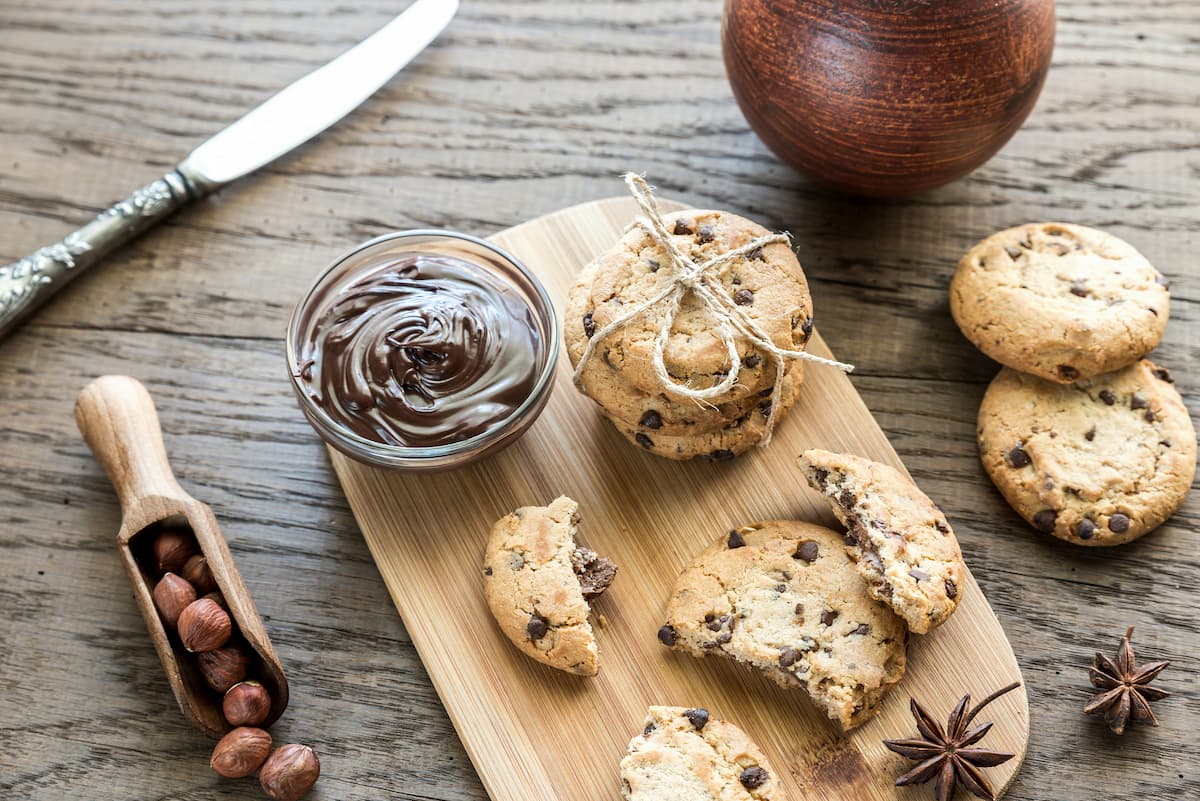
[572,173,854,446]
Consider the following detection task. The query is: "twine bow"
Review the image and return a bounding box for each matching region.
[573,173,854,447]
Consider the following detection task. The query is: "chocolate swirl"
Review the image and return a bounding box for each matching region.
[296,253,542,448]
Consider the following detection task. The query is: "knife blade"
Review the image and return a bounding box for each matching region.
[0,0,458,340]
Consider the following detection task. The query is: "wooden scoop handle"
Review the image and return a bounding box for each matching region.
[75,375,193,530]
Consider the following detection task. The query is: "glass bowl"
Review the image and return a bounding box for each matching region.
[286,230,559,471]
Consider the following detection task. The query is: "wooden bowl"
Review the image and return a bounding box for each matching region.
[722,0,1056,197]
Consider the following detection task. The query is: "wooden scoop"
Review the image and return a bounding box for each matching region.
[75,375,288,738]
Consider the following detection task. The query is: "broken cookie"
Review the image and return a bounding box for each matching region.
[621,706,782,800]
[798,449,966,634]
[659,521,907,730]
[483,496,617,676]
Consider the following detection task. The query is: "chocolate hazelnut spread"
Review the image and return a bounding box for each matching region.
[295,252,542,448]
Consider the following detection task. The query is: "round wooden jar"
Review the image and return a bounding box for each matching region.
[722,0,1056,197]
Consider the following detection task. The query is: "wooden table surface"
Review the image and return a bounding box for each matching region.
[1,1,1195,799]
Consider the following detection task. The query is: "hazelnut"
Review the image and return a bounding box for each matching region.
[260,744,320,801]
[181,554,218,595]
[177,597,232,652]
[197,643,250,693]
[151,572,196,629]
[224,680,272,726]
[210,726,272,778]
[201,590,227,609]
[152,529,197,574]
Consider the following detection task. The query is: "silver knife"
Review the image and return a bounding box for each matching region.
[0,0,458,339]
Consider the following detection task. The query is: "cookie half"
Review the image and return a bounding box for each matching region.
[658,521,907,730]
[798,449,966,634]
[978,360,1195,546]
[950,222,1169,383]
[621,706,782,801]
[483,497,617,675]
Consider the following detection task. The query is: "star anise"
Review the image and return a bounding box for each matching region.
[883,682,1019,801]
[1083,626,1170,735]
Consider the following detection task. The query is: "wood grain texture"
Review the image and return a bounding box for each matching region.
[0,0,1197,799]
[333,196,1029,801]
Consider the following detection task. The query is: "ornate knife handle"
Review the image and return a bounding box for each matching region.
[0,169,212,340]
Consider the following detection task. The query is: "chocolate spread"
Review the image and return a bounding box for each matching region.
[295,252,542,448]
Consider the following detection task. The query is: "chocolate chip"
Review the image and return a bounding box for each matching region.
[673,219,693,235]
[853,623,870,635]
[1069,280,1090,297]
[744,354,761,368]
[775,584,787,593]
[657,625,677,646]
[635,433,653,449]
[794,540,820,562]
[1077,519,1096,540]
[1145,409,1156,423]
[1085,426,1096,441]
[1108,513,1130,533]
[582,312,596,338]
[727,529,746,549]
[820,610,838,626]
[945,579,958,599]
[1033,509,1058,532]
[739,766,769,790]
[733,289,754,306]
[643,722,656,736]
[639,410,663,430]
[697,224,715,244]
[708,449,735,462]
[794,603,805,617]
[1098,389,1116,405]
[908,568,930,582]
[934,520,950,535]
[779,648,802,668]
[706,618,723,632]
[1007,445,1031,468]
[704,613,715,622]
[646,258,660,272]
[716,631,732,644]
[526,614,549,640]
[1057,365,1080,381]
[1004,245,1022,260]
[747,247,764,261]
[683,708,709,730]
[1131,393,1148,410]
[1151,367,1174,383]
[801,316,814,337]
[483,566,493,576]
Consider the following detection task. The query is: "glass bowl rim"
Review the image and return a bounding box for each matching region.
[285,228,560,461]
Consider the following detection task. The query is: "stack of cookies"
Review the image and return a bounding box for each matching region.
[950,222,1196,546]
[565,207,814,461]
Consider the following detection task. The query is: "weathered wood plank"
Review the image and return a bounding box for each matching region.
[1,0,1197,799]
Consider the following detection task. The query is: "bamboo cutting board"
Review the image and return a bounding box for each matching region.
[330,197,1029,801]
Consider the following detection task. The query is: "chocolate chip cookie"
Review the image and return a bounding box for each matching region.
[658,521,907,730]
[565,208,813,404]
[615,369,801,461]
[978,360,1195,546]
[950,223,1169,383]
[483,497,617,675]
[798,449,966,634]
[621,706,782,801]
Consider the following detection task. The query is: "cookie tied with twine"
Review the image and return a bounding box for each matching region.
[572,174,853,448]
